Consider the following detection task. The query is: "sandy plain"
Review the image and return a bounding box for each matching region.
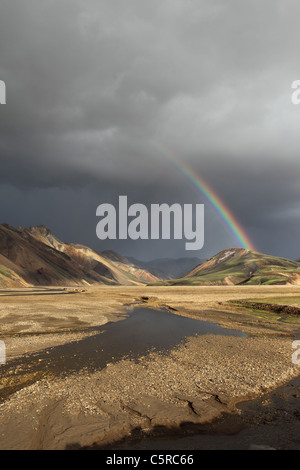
[0,285,300,450]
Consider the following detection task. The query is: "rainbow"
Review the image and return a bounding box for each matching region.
[153,142,256,251]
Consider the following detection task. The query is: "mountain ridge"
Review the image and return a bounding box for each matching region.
[126,256,205,280]
[0,224,160,287]
[149,247,300,286]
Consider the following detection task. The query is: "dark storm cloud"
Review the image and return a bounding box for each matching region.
[1,0,300,259]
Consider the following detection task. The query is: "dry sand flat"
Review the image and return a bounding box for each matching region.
[0,285,300,449]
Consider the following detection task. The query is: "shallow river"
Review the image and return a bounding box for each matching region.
[0,307,244,400]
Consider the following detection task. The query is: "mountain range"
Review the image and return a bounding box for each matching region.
[0,224,300,288]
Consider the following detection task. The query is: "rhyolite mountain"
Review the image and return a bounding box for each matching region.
[149,248,300,286]
[0,224,160,287]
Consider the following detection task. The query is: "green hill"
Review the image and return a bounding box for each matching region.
[149,248,300,286]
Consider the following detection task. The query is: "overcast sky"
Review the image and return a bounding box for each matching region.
[0,0,300,261]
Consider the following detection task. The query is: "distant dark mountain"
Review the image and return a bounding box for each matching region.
[126,256,204,280]
[149,248,300,286]
[0,224,160,287]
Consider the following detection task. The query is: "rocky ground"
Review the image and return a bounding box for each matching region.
[0,285,300,450]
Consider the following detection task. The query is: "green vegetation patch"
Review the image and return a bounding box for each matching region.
[243,296,300,306]
[0,266,14,279]
[228,297,300,323]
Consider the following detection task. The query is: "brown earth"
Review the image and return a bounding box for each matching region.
[0,285,299,450]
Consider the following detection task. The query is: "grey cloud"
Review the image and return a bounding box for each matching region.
[0,0,300,260]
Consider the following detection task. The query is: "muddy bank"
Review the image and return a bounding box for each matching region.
[0,331,298,450]
[0,285,300,450]
[100,375,300,451]
[0,307,244,403]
